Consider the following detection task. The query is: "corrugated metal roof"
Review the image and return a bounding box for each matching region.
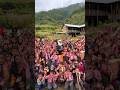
[65,24,85,28]
[86,0,119,3]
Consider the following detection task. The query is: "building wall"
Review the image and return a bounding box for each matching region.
[86,1,120,26]
[62,26,68,33]
[62,25,85,36]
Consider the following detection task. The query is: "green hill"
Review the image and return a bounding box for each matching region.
[65,7,85,25]
[35,3,85,25]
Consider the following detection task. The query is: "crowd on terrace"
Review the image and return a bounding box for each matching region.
[0,28,35,90]
[0,26,120,90]
[35,36,85,90]
[85,26,120,90]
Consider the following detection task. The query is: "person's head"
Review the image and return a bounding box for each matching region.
[50,65,54,70]
[75,68,79,72]
[38,74,43,79]
[57,40,62,46]
[66,67,70,72]
[50,71,54,74]
[74,61,79,67]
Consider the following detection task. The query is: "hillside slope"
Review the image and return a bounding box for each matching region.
[65,7,85,24]
[35,3,85,25]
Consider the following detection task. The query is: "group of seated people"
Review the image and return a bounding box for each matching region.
[35,36,85,90]
[0,28,35,90]
[0,26,120,90]
[85,26,120,90]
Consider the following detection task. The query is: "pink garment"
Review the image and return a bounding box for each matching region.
[45,74,53,83]
[64,71,73,81]
[70,54,74,60]
[79,63,84,73]
[46,73,59,83]
[0,27,4,36]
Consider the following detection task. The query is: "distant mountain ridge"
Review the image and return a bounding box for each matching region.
[35,3,85,25]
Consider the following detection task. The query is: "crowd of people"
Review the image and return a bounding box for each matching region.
[34,26,120,90]
[0,28,35,90]
[0,26,120,90]
[0,27,86,90]
[85,26,120,90]
[35,36,85,90]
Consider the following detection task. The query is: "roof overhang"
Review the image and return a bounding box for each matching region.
[65,24,85,28]
[86,0,119,3]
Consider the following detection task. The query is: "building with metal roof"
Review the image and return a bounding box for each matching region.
[64,24,85,28]
[62,24,85,37]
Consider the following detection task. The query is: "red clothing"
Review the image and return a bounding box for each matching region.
[0,27,4,36]
[45,73,59,83]
[64,71,73,81]
[45,74,53,83]
[79,63,84,73]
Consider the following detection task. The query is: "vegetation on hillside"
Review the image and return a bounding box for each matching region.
[35,3,85,38]
[65,7,85,25]
[35,3,85,25]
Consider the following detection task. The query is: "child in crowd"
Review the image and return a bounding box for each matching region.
[36,74,45,90]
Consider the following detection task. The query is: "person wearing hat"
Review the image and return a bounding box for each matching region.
[56,40,64,55]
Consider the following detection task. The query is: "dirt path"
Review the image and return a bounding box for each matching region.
[35,87,64,90]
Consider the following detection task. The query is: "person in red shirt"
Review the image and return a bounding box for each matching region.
[64,69,74,90]
[45,71,58,90]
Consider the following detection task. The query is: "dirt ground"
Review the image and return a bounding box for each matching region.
[35,87,64,90]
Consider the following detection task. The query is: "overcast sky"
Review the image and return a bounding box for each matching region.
[35,0,84,12]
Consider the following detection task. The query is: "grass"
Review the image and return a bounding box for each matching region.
[36,24,63,39]
[35,24,85,41]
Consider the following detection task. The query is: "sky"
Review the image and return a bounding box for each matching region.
[35,0,84,12]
